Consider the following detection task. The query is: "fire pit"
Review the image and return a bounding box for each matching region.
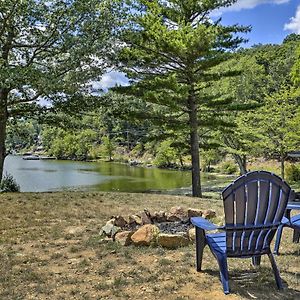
[99,206,216,249]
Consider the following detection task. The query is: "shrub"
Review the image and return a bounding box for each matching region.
[153,140,177,168]
[0,173,20,192]
[218,161,237,175]
[285,164,300,182]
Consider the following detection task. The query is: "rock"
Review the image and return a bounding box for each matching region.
[115,231,134,246]
[99,219,121,238]
[157,233,190,249]
[187,208,202,218]
[202,209,216,219]
[152,211,167,223]
[140,209,152,225]
[188,228,196,242]
[166,214,181,222]
[113,216,127,228]
[167,206,187,221]
[131,224,160,246]
[129,215,142,225]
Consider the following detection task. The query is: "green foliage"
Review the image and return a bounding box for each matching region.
[292,45,300,86]
[154,140,177,168]
[201,149,223,173]
[285,164,300,183]
[0,173,20,192]
[100,136,115,161]
[218,161,237,175]
[6,119,40,152]
[43,128,97,160]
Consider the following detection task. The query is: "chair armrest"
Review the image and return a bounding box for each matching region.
[281,216,290,225]
[191,217,223,231]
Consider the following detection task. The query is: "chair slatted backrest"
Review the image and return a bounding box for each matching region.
[222,171,291,257]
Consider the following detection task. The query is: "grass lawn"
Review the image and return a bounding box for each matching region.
[0,192,299,299]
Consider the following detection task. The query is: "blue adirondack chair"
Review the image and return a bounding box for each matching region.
[191,171,291,294]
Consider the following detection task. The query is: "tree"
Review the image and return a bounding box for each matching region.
[217,41,300,174]
[101,135,115,161]
[254,87,300,179]
[115,0,249,197]
[292,45,300,86]
[0,0,118,182]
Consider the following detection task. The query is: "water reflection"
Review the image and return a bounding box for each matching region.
[3,155,230,194]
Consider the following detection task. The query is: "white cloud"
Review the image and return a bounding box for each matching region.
[92,71,129,92]
[284,5,300,34]
[212,0,290,16]
[230,0,289,11]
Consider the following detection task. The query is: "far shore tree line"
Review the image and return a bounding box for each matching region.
[1,0,300,196]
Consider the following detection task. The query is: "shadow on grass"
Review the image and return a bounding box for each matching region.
[203,267,300,299]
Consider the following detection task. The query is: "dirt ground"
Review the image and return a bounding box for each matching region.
[0,192,299,299]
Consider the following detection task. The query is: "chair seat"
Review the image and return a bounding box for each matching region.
[206,232,226,254]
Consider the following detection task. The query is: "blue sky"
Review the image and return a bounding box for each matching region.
[98,0,300,90]
[216,0,300,46]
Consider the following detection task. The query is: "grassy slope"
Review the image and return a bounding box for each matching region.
[0,192,299,300]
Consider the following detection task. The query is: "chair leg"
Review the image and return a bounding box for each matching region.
[216,255,230,294]
[268,252,283,290]
[274,225,284,255]
[292,229,300,243]
[252,255,261,266]
[195,227,206,272]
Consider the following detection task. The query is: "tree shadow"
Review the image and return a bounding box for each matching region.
[204,267,300,299]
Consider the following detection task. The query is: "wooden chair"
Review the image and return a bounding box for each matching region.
[191,171,291,294]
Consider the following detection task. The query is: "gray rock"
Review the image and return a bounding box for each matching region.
[99,219,121,238]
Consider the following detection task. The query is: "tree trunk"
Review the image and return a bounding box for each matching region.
[232,154,247,175]
[280,155,285,179]
[0,89,8,183]
[188,91,202,197]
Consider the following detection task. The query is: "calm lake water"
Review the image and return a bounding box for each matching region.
[3,155,231,194]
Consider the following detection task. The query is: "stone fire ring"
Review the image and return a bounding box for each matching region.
[99,207,216,249]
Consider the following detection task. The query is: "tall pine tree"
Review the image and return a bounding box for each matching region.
[115,0,249,197]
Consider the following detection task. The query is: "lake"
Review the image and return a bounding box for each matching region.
[3,155,231,194]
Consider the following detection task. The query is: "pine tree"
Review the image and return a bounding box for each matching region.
[115,0,249,197]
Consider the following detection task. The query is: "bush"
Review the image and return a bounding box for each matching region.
[285,164,300,182]
[218,161,238,175]
[153,140,177,168]
[0,173,20,192]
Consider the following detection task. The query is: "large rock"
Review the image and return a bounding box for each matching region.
[99,219,121,238]
[152,211,167,223]
[167,206,187,221]
[115,231,134,246]
[188,208,202,218]
[131,224,160,246]
[202,209,216,219]
[157,233,189,249]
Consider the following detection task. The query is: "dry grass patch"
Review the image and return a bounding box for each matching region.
[0,192,299,299]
